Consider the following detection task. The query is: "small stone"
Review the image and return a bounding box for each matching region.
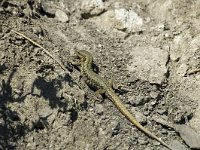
[55,9,69,23]
[138,137,148,145]
[155,23,165,32]
[132,95,148,106]
[132,108,147,125]
[143,111,150,116]
[94,103,104,115]
[150,100,157,106]
[27,136,34,142]
[114,8,143,32]
[150,91,159,99]
[152,116,173,128]
[156,108,167,115]
[177,63,188,76]
[152,140,160,146]
[27,140,37,149]
[81,0,105,18]
[40,0,57,16]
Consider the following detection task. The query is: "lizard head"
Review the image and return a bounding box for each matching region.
[75,50,93,61]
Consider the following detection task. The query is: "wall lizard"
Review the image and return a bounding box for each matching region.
[75,50,172,150]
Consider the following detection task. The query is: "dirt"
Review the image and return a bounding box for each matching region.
[0,0,200,150]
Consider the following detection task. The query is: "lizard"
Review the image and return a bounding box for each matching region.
[74,49,172,150]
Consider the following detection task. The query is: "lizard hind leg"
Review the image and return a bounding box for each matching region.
[109,79,118,90]
[109,79,125,93]
[93,88,105,103]
[109,79,132,93]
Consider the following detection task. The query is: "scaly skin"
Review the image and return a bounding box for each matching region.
[75,50,172,150]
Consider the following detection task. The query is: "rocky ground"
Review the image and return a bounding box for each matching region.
[1,0,200,150]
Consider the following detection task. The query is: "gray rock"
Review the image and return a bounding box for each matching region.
[147,0,174,22]
[156,108,167,115]
[114,8,143,32]
[150,91,159,99]
[177,63,188,77]
[131,95,148,106]
[127,46,168,84]
[131,108,147,125]
[166,140,188,150]
[81,0,105,17]
[55,9,69,23]
[137,137,148,145]
[93,8,143,34]
[143,111,150,116]
[150,100,157,106]
[152,140,160,146]
[40,0,57,16]
[152,116,173,128]
[94,103,104,115]
[174,125,200,149]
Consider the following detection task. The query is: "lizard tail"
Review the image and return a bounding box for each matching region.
[108,90,173,150]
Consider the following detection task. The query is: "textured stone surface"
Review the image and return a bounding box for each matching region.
[127,46,168,84]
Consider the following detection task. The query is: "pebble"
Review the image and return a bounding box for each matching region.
[177,63,188,76]
[149,91,159,99]
[81,0,105,17]
[40,0,57,16]
[114,8,143,32]
[132,95,148,106]
[55,9,69,23]
[137,137,148,145]
[94,103,104,115]
[131,108,147,124]
[152,140,160,146]
[156,108,167,115]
